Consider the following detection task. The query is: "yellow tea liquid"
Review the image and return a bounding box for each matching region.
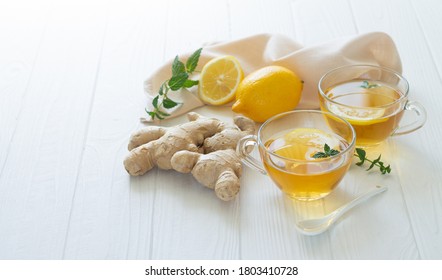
[263,128,352,200]
[323,80,404,146]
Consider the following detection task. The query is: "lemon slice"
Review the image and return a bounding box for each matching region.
[327,103,387,125]
[274,128,340,160]
[198,55,243,105]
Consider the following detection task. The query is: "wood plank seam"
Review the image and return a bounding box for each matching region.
[0,9,49,181]
[61,9,110,259]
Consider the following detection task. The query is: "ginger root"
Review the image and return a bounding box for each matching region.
[124,112,224,175]
[171,149,242,201]
[202,115,255,153]
[123,112,255,200]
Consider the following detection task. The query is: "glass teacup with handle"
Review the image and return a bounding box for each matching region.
[237,110,356,201]
[318,64,426,147]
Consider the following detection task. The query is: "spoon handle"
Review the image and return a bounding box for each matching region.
[329,185,388,224]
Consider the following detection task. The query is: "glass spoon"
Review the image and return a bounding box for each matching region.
[295,185,388,236]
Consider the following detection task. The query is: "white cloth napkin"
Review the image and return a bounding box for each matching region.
[142,32,402,122]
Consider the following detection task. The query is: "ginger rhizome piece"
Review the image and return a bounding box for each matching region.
[124,113,224,175]
[171,149,242,201]
[123,112,255,200]
[203,115,255,153]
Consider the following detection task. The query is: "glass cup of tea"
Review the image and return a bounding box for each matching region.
[237,110,356,201]
[318,64,426,147]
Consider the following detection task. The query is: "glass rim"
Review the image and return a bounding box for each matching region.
[257,110,356,164]
[318,64,409,110]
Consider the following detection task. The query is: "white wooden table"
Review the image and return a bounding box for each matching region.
[1,0,441,260]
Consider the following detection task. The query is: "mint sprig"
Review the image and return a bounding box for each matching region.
[360,80,379,89]
[312,144,340,158]
[354,148,391,174]
[146,48,202,120]
[312,144,391,175]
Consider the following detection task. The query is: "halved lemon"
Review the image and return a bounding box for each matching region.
[198,55,243,105]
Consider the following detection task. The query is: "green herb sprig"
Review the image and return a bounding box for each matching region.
[312,144,391,175]
[360,80,379,89]
[146,48,203,120]
[312,144,340,158]
[354,148,391,174]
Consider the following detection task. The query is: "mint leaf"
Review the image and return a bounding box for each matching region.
[156,110,170,117]
[312,152,327,159]
[159,82,167,96]
[312,144,340,158]
[382,165,391,174]
[162,97,179,109]
[152,96,159,108]
[367,155,381,171]
[154,112,165,120]
[356,148,366,162]
[361,80,379,89]
[172,56,185,76]
[183,79,199,88]
[324,144,331,153]
[186,48,202,73]
[168,72,189,90]
[145,109,156,118]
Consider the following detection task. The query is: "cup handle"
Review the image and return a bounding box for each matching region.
[392,100,427,136]
[236,135,267,175]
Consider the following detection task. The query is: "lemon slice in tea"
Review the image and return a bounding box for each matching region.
[270,128,341,160]
[327,103,387,126]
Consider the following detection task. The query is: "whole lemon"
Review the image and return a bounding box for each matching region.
[232,66,303,122]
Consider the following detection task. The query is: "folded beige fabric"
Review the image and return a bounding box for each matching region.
[143,32,401,122]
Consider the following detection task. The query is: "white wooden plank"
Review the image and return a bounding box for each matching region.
[0,1,49,179]
[291,0,358,45]
[61,0,235,260]
[350,0,442,259]
[61,0,170,259]
[235,0,356,260]
[162,0,231,58]
[282,0,419,260]
[401,0,442,259]
[235,0,419,260]
[227,0,309,260]
[323,147,419,259]
[0,1,107,259]
[148,0,240,260]
[228,0,296,39]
